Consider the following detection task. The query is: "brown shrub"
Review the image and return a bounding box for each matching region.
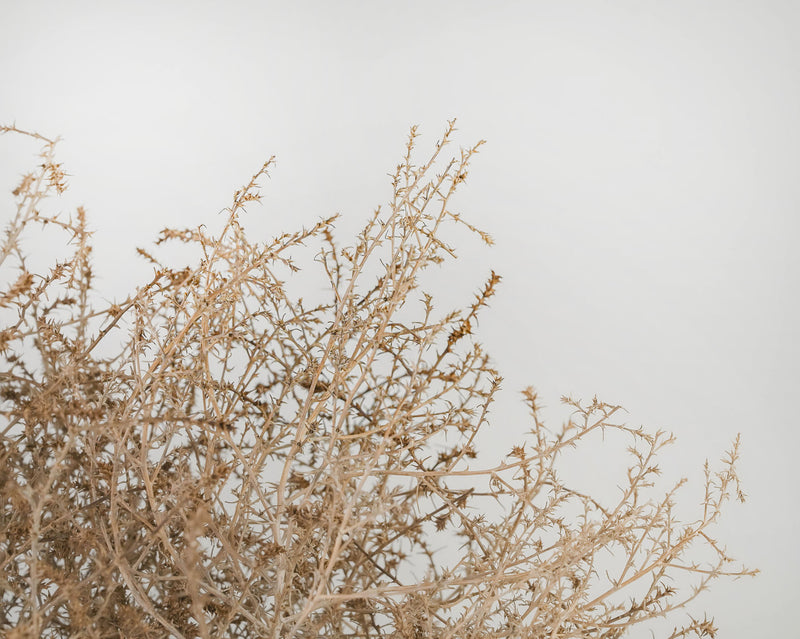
[0,122,755,638]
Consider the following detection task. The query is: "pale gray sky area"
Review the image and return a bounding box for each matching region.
[2,1,798,636]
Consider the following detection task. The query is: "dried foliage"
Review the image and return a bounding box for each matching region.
[0,122,755,638]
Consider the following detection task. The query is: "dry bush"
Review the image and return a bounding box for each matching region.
[0,122,755,638]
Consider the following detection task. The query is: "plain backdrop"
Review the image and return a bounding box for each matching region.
[2,1,798,636]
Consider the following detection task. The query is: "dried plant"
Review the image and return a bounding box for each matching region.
[0,121,755,638]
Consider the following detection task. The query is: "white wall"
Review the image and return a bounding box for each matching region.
[2,2,797,635]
